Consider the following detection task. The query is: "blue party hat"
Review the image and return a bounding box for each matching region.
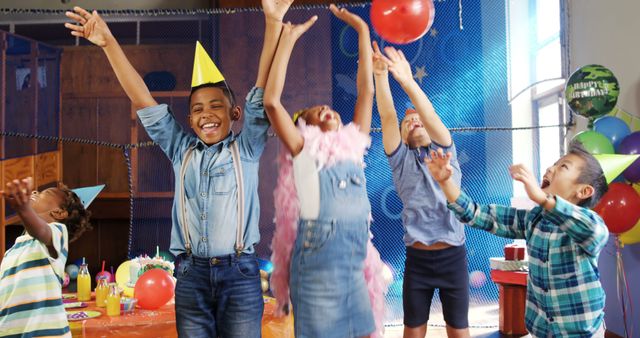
[71,184,105,208]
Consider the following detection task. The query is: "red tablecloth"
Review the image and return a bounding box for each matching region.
[65,294,293,338]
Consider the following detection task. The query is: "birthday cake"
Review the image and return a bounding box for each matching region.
[127,255,175,287]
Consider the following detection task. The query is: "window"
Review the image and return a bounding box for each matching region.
[507,0,565,201]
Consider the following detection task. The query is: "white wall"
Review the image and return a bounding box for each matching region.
[568,0,640,335]
[568,0,640,118]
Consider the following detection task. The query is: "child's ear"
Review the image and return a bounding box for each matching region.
[231,106,242,122]
[576,184,595,201]
[50,208,68,221]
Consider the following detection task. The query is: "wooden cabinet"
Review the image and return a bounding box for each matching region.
[1,30,63,260]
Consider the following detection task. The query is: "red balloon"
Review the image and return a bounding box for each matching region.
[134,269,174,310]
[593,183,640,234]
[371,0,435,44]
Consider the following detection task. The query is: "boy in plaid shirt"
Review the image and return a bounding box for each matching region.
[425,141,608,338]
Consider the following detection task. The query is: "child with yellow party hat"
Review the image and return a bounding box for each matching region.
[64,1,292,336]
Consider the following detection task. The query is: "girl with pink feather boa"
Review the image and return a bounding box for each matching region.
[264,4,389,338]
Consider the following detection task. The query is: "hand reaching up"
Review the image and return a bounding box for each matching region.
[329,4,368,33]
[383,46,414,86]
[372,41,390,77]
[64,7,112,47]
[280,16,318,43]
[262,0,294,23]
[2,177,34,213]
[424,148,454,183]
[509,164,546,204]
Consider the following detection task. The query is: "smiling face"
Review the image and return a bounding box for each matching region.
[400,111,431,148]
[300,105,342,132]
[189,86,240,145]
[541,153,594,205]
[30,188,65,215]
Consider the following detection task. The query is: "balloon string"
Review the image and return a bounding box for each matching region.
[620,243,634,337]
[615,239,633,338]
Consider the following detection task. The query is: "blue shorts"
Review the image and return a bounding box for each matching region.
[403,245,469,329]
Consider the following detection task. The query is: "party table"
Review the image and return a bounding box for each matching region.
[65,294,293,337]
[490,269,528,336]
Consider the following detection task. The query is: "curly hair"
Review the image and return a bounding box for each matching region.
[57,184,92,243]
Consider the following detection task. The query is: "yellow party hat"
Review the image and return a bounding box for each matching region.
[593,154,640,184]
[192,41,225,88]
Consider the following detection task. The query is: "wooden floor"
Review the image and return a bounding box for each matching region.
[383,325,527,338]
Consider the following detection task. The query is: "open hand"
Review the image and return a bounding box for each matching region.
[64,7,112,47]
[372,41,389,76]
[424,149,454,183]
[329,4,368,33]
[262,0,294,23]
[509,164,546,204]
[1,177,34,212]
[383,46,414,85]
[281,16,318,42]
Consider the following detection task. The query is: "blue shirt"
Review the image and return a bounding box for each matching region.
[387,141,465,247]
[449,191,608,337]
[137,87,269,257]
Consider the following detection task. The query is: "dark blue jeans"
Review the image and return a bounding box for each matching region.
[174,253,264,338]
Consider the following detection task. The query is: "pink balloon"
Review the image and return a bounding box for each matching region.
[95,271,113,283]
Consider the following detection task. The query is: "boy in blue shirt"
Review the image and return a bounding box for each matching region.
[425,141,609,337]
[373,43,470,337]
[64,1,291,336]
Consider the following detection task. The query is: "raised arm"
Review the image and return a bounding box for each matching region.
[255,0,293,88]
[65,7,156,109]
[384,47,451,146]
[2,178,53,249]
[263,17,318,156]
[372,41,401,154]
[426,149,528,239]
[330,4,373,135]
[508,163,609,256]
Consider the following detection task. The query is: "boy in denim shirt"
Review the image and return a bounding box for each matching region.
[64,1,292,336]
[425,141,609,337]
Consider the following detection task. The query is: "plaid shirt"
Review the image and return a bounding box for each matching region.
[449,191,608,338]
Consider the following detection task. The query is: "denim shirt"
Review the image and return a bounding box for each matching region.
[137,87,269,257]
[387,141,465,247]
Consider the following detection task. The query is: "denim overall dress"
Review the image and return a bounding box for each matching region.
[289,160,375,338]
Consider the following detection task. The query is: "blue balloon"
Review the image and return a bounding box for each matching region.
[257,258,273,274]
[65,264,79,280]
[593,116,631,151]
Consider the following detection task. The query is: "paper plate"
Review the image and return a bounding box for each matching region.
[67,310,101,321]
[62,293,76,300]
[64,302,88,309]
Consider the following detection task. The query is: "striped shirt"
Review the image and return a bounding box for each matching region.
[449,191,608,338]
[0,223,71,338]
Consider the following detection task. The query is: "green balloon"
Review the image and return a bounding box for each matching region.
[565,64,619,119]
[573,131,614,154]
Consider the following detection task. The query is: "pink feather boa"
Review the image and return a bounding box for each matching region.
[270,120,390,337]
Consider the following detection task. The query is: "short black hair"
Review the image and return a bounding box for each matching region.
[189,81,236,108]
[58,184,92,243]
[568,140,608,208]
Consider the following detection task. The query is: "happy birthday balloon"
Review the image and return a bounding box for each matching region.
[565,65,619,119]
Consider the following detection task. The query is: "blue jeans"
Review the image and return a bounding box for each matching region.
[174,253,263,338]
